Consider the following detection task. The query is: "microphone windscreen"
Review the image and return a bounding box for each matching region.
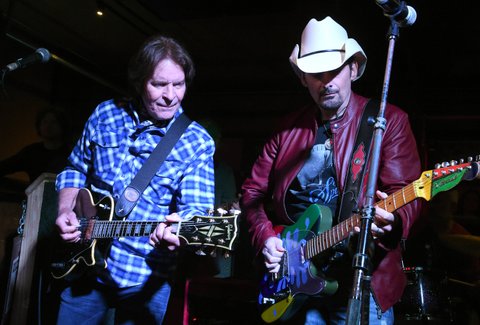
[36,48,51,63]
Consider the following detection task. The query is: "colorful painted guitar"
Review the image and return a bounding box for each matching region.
[258,158,479,323]
[50,188,239,280]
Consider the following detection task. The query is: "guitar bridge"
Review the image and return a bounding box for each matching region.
[261,288,291,306]
[272,290,290,301]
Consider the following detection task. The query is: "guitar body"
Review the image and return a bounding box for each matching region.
[259,204,339,323]
[51,189,114,280]
[257,157,480,323]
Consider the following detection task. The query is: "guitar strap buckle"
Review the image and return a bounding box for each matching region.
[115,186,140,217]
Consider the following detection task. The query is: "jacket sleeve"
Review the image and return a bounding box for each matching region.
[378,106,424,245]
[240,134,280,255]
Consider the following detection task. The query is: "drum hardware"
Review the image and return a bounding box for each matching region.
[395,266,453,322]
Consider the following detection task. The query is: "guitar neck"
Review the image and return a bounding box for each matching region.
[304,160,478,259]
[304,181,420,259]
[74,188,239,249]
[91,220,161,239]
[83,216,238,251]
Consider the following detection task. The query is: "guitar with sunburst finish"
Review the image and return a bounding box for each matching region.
[50,188,239,280]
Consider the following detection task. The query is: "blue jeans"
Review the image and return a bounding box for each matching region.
[56,278,172,325]
[303,295,394,325]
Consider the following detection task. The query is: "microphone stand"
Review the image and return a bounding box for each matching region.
[345,20,401,325]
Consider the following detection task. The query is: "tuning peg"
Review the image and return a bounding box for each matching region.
[450,160,457,166]
[217,207,228,216]
[229,208,241,216]
[195,248,206,256]
[210,249,217,257]
[434,163,441,169]
[441,161,450,167]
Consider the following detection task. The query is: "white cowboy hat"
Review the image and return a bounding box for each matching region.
[289,16,367,81]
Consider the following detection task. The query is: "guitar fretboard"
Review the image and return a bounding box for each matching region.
[78,217,238,251]
[86,220,213,239]
[304,180,420,259]
[91,220,161,238]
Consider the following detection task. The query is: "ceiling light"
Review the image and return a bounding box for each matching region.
[96,1,105,17]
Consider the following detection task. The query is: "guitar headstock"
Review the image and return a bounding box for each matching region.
[416,155,480,201]
[177,209,240,251]
[432,156,480,180]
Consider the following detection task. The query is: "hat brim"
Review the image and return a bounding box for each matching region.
[290,38,367,81]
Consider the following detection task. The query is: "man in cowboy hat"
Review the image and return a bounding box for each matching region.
[241,16,423,324]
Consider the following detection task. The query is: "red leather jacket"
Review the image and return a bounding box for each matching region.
[241,93,423,311]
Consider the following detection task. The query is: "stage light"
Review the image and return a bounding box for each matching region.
[96,1,105,16]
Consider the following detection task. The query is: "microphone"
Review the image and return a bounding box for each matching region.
[1,48,51,73]
[463,161,480,181]
[375,0,417,27]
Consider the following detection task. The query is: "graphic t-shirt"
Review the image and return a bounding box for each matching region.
[286,122,338,221]
[285,122,353,299]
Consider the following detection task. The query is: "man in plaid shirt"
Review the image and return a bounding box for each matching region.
[55,35,215,324]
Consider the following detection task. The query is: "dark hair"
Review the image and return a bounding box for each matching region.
[127,35,195,98]
[35,107,68,137]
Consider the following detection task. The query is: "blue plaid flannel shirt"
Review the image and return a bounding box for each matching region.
[56,99,215,287]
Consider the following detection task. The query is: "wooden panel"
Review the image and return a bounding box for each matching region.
[0,201,23,272]
[9,173,57,325]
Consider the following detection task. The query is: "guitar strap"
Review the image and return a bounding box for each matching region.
[337,99,380,223]
[115,113,192,217]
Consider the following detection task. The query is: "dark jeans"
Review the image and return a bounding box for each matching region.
[56,278,172,325]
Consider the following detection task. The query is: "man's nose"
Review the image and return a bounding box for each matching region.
[163,83,175,100]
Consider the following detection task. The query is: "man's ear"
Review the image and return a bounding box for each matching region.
[350,60,359,81]
[299,73,308,87]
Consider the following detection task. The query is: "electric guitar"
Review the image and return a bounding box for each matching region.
[258,158,480,323]
[50,188,240,280]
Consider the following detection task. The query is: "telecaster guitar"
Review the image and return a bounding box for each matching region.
[258,157,480,323]
[51,188,239,280]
